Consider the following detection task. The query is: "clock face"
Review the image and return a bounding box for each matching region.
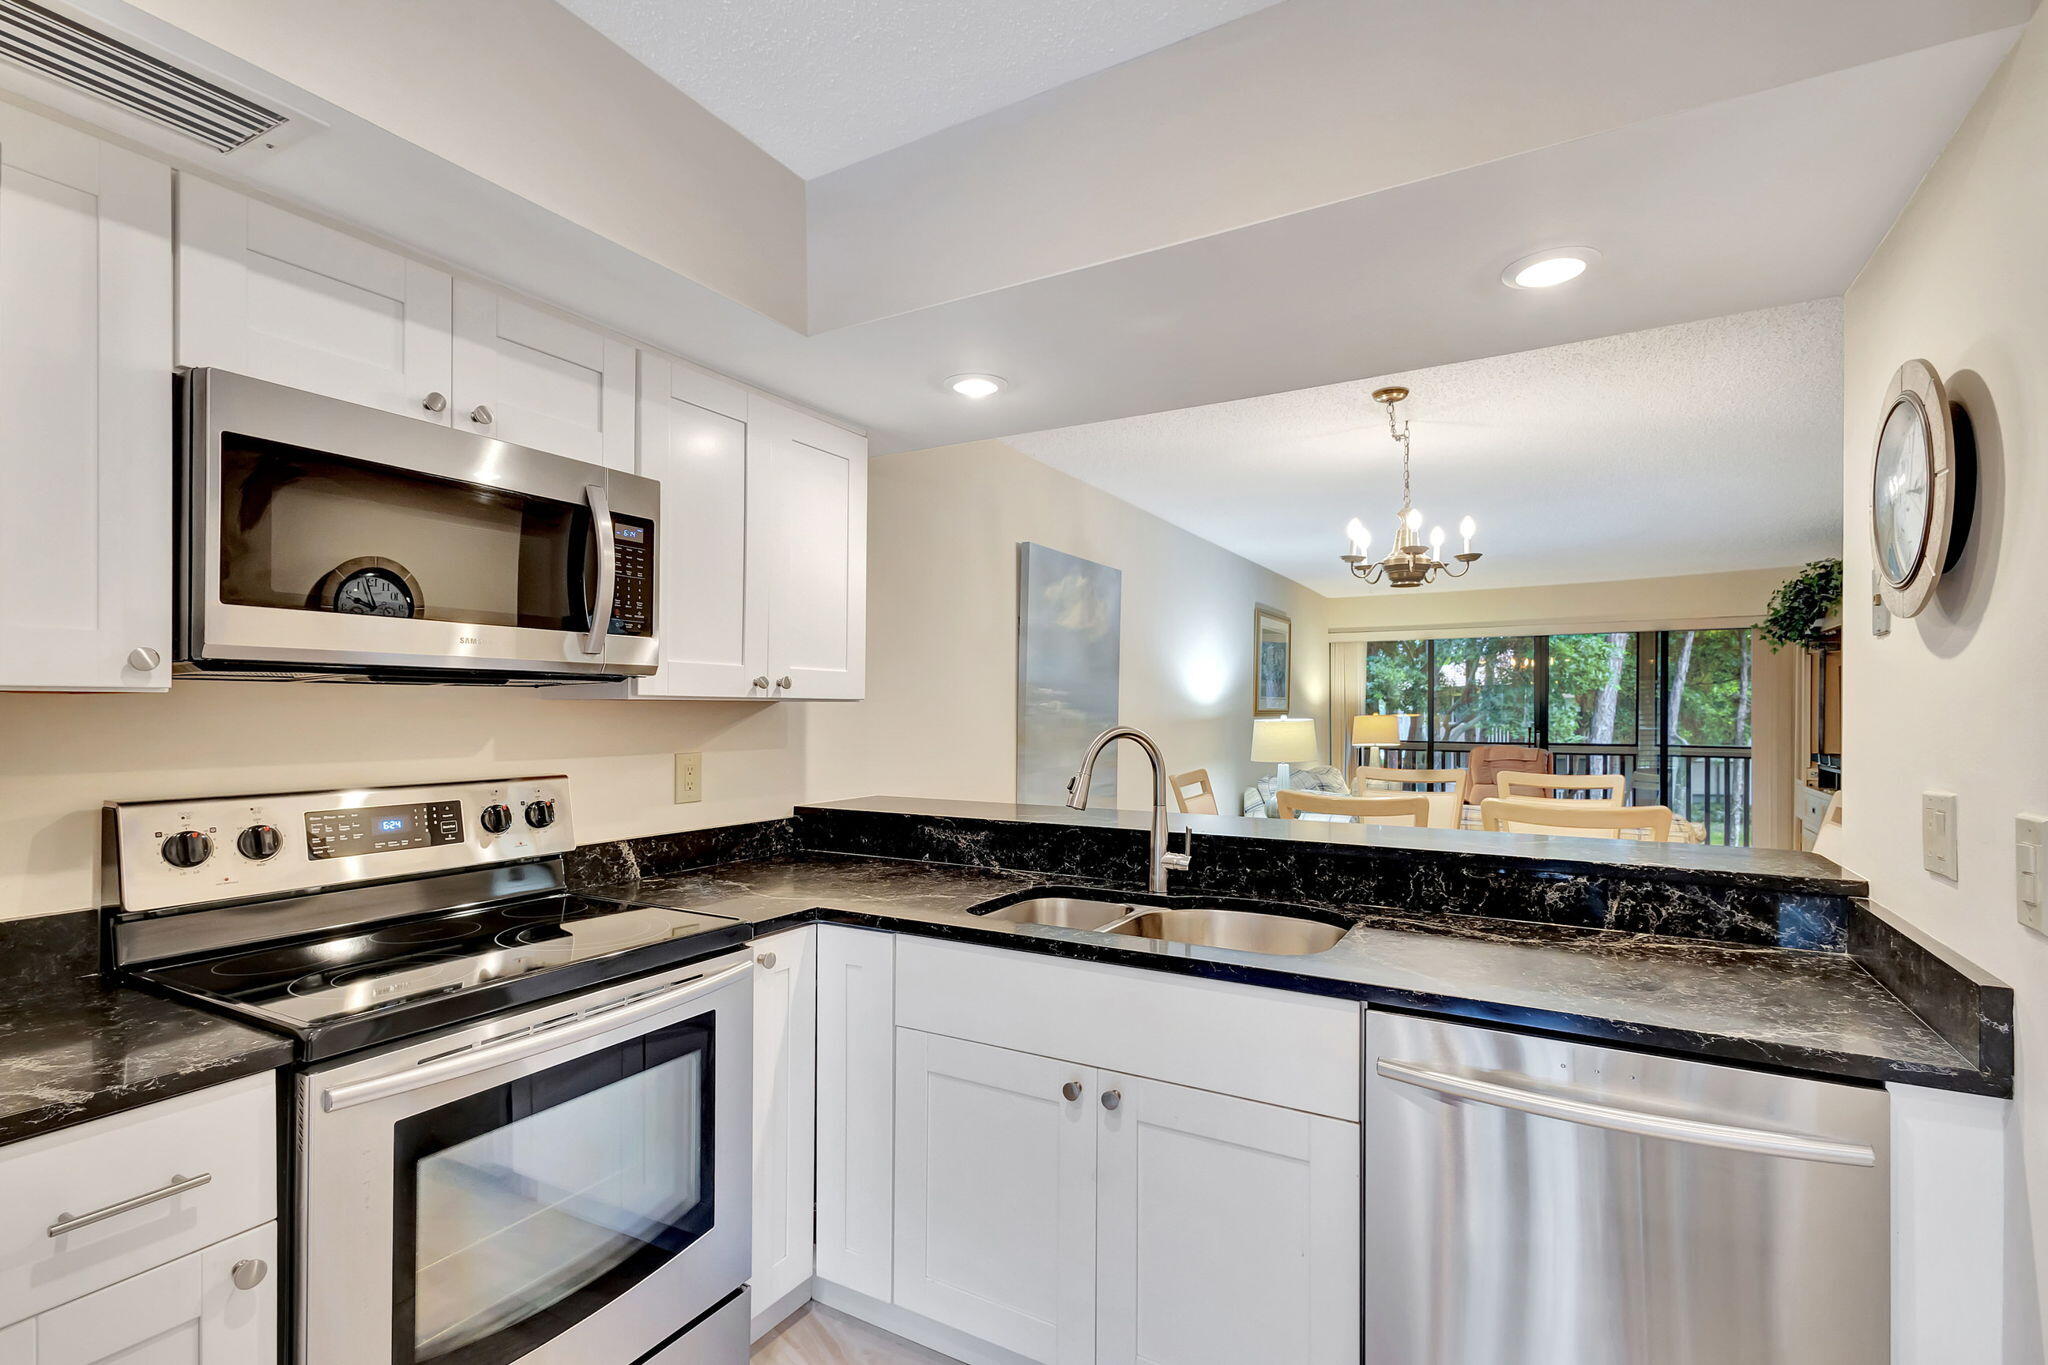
[332,567,416,617]
[1872,394,1931,588]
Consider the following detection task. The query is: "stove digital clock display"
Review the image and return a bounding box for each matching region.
[306,801,463,860]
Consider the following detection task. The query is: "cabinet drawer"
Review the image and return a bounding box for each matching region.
[0,1074,276,1325]
[896,938,1359,1120]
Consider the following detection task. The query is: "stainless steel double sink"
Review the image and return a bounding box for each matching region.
[974,896,1347,956]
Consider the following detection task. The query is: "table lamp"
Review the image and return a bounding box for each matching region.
[1351,713,1402,770]
[1251,717,1319,785]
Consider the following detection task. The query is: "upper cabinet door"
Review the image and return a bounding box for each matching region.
[635,354,770,698]
[0,107,170,692]
[451,280,633,468]
[176,177,451,421]
[757,398,867,700]
[1095,1075,1359,1365]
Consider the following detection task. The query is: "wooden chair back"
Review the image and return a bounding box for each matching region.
[1496,771,1626,804]
[1353,764,1471,806]
[1467,745,1551,801]
[1276,790,1432,826]
[1169,769,1218,816]
[1480,798,1675,841]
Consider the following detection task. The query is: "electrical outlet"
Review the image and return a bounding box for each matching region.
[1922,792,1958,880]
[2019,815,2047,932]
[674,752,702,804]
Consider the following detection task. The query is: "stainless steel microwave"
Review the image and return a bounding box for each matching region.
[176,370,659,683]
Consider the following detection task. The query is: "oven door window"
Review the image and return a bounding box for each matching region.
[392,1015,714,1365]
[218,433,595,632]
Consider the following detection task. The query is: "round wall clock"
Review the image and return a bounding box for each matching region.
[1870,359,1959,619]
[314,556,424,619]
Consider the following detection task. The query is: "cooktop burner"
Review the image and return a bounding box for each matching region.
[139,892,747,1050]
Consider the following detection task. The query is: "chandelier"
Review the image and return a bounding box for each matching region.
[1340,386,1482,588]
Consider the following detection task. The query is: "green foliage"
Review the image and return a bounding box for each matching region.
[1547,632,1637,744]
[1759,558,1843,652]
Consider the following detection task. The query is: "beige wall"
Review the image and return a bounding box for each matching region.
[1323,565,1798,639]
[0,686,816,921]
[1842,20,2048,1355]
[0,440,1325,920]
[124,0,808,328]
[804,440,1328,817]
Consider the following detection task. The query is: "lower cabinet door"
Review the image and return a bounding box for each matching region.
[750,927,816,1321]
[32,1223,275,1365]
[893,1031,1096,1363]
[1096,1075,1358,1365]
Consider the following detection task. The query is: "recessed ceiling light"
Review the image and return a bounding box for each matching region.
[946,373,1007,399]
[1502,247,1601,290]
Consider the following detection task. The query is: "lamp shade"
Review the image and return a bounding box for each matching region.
[1251,717,1319,764]
[1351,713,1402,746]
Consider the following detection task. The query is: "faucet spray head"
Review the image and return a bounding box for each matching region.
[1065,773,1088,810]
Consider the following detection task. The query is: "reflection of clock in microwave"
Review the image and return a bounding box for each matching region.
[314,557,423,619]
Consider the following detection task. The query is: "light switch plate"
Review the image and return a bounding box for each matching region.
[2019,815,2047,932]
[674,752,702,804]
[1922,792,1959,880]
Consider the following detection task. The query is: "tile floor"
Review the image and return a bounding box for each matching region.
[751,1302,958,1364]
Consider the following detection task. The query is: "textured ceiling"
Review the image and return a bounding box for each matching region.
[1006,301,1845,597]
[553,0,1287,177]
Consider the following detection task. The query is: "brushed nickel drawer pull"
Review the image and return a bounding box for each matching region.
[48,1172,212,1237]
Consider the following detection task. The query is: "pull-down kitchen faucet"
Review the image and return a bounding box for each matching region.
[1066,726,1193,894]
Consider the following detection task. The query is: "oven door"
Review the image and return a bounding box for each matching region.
[181,368,659,679]
[298,952,749,1365]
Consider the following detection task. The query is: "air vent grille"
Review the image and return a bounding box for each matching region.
[0,0,286,152]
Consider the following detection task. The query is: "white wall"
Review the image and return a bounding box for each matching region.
[1841,20,2048,1358]
[804,440,1328,815]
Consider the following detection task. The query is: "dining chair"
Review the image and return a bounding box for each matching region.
[1496,771,1627,805]
[1350,765,1470,827]
[1276,790,1432,826]
[1466,744,1551,802]
[1479,798,1675,841]
[1169,768,1219,816]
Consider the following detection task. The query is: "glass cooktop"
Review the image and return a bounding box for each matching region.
[142,893,743,1031]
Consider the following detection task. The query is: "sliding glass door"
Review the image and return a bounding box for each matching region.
[1332,628,1755,844]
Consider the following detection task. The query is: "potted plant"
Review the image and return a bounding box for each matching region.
[1759,558,1843,652]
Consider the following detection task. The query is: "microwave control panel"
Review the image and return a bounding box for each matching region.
[610,516,655,637]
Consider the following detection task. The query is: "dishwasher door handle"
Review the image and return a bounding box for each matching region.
[1374,1057,1877,1167]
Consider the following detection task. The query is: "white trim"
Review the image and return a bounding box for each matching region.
[749,1276,813,1344]
[813,1279,1041,1365]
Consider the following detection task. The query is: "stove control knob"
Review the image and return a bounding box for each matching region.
[235,824,281,861]
[524,798,557,830]
[479,803,513,835]
[161,830,213,868]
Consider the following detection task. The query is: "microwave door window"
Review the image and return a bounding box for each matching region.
[218,434,595,634]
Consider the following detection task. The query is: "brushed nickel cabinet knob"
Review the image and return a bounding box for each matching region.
[1062,1081,1083,1102]
[1100,1089,1122,1111]
[776,676,793,690]
[470,404,494,425]
[752,676,771,689]
[757,951,777,969]
[127,646,161,671]
[422,392,448,413]
[231,1258,268,1291]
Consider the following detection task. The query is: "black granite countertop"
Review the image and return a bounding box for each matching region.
[589,851,2008,1096]
[0,911,291,1147]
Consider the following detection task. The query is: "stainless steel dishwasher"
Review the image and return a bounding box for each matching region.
[1365,1012,1889,1364]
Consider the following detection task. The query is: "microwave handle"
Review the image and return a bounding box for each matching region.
[582,483,616,656]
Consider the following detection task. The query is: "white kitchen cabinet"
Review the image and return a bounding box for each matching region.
[0,1317,31,1364]
[814,926,895,1300]
[1096,1074,1358,1365]
[451,279,633,469]
[634,354,771,697]
[177,177,451,421]
[757,397,867,700]
[31,1222,275,1365]
[0,103,170,692]
[750,927,816,1333]
[893,1030,1097,1363]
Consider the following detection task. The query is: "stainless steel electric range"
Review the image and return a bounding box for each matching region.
[105,777,753,1365]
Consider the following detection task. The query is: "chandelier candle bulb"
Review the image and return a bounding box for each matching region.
[1460,515,1476,553]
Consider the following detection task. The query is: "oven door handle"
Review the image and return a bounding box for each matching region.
[319,961,748,1113]
[582,482,616,657]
